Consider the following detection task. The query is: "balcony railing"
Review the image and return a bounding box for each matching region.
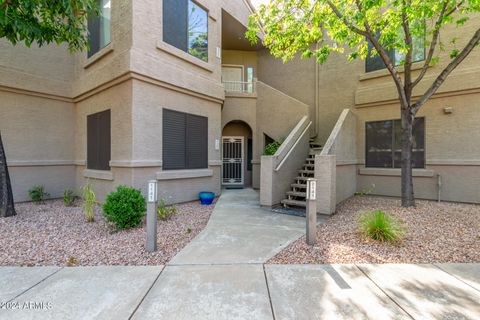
[223,80,256,94]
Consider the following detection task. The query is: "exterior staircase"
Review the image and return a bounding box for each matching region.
[281,141,322,208]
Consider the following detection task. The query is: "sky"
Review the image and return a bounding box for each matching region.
[250,0,270,8]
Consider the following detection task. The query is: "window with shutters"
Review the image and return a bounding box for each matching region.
[88,0,111,58]
[87,110,111,170]
[163,0,208,62]
[366,118,425,168]
[163,109,208,170]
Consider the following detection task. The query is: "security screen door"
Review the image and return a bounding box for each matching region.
[222,137,244,185]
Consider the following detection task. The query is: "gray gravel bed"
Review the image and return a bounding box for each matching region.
[270,196,480,264]
[0,199,215,266]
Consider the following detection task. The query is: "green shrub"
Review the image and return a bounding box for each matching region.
[63,189,76,207]
[103,186,146,229]
[263,140,283,156]
[359,210,405,243]
[28,185,49,203]
[82,184,96,223]
[157,199,177,220]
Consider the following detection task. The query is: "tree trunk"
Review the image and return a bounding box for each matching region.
[401,108,415,207]
[0,132,16,217]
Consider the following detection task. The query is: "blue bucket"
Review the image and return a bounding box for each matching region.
[199,192,215,205]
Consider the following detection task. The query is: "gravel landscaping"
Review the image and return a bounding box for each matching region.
[0,199,215,266]
[270,196,480,264]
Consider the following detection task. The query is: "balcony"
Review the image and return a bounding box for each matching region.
[223,80,256,94]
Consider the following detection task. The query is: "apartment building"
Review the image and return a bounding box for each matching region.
[0,1,478,209]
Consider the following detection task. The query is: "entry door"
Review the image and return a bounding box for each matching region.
[222,65,243,92]
[222,137,244,185]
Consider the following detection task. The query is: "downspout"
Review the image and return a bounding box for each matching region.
[313,42,319,139]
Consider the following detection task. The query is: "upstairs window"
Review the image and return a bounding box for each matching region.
[163,0,208,62]
[366,33,425,72]
[88,0,111,57]
[87,110,111,171]
[366,118,425,168]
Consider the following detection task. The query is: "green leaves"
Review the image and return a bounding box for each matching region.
[246,0,478,67]
[0,0,99,52]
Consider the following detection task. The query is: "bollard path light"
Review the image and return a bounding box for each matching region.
[146,180,158,252]
[306,178,317,246]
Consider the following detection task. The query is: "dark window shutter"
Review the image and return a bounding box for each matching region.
[163,109,187,170]
[186,114,208,169]
[87,110,111,170]
[97,110,111,170]
[87,9,100,58]
[163,0,188,52]
[87,114,98,169]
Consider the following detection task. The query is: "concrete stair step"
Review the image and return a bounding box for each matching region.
[291,183,307,189]
[298,169,314,174]
[295,176,310,181]
[286,191,306,198]
[303,163,315,168]
[281,199,307,208]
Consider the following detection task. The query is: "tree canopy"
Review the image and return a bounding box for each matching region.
[247,0,480,207]
[0,0,98,51]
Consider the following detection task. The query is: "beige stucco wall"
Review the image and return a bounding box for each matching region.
[355,92,480,203]
[73,80,134,200]
[0,91,75,201]
[131,80,222,203]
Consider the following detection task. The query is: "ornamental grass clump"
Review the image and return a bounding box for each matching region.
[103,186,146,229]
[82,183,96,223]
[359,210,405,243]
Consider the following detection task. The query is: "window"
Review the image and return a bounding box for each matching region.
[366,118,425,168]
[163,0,208,61]
[88,0,111,57]
[163,109,208,170]
[366,34,425,72]
[87,110,111,170]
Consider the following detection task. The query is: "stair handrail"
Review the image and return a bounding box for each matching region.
[274,116,312,171]
[320,108,351,156]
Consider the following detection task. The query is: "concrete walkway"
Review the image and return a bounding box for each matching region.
[170,188,308,265]
[1,190,480,319]
[1,264,479,319]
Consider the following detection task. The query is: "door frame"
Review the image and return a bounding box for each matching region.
[221,136,244,186]
[221,64,244,82]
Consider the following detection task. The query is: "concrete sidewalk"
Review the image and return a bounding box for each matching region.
[1,264,479,319]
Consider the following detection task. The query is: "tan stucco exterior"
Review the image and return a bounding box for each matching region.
[0,2,478,205]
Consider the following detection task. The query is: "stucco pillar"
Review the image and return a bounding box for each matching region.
[315,154,336,215]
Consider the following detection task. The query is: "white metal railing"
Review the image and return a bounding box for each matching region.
[223,80,256,94]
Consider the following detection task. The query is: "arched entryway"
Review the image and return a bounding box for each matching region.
[222,120,253,187]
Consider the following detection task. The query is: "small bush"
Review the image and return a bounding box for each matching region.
[63,189,76,207]
[157,199,177,220]
[263,139,283,156]
[28,185,49,203]
[82,184,96,223]
[103,186,146,229]
[359,210,405,243]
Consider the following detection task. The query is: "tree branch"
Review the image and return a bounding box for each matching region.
[325,0,369,37]
[412,27,480,113]
[412,0,463,88]
[402,0,413,103]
